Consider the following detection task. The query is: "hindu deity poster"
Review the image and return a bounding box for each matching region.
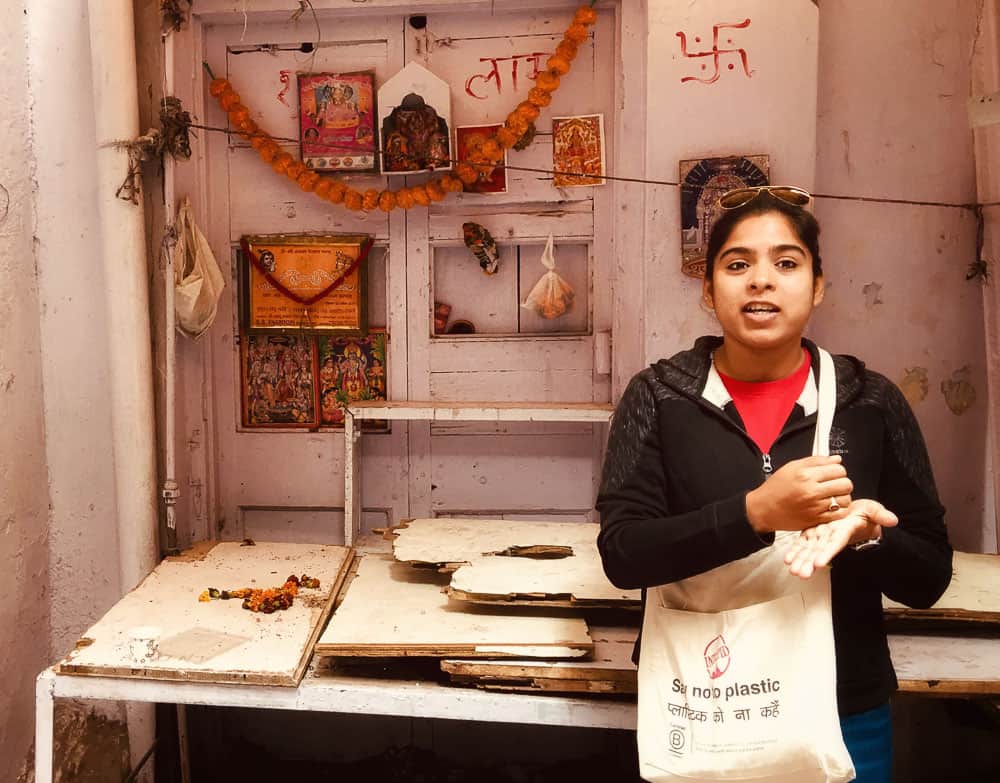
[455,124,508,194]
[377,62,452,175]
[552,114,605,188]
[298,72,377,172]
[679,155,769,278]
[241,333,319,428]
[317,329,388,429]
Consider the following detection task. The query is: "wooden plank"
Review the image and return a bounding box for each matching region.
[442,624,637,695]
[891,633,1000,696]
[56,542,354,686]
[885,552,1000,625]
[347,400,613,421]
[392,518,639,607]
[315,553,593,657]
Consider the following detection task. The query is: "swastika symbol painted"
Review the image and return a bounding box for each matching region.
[676,19,755,85]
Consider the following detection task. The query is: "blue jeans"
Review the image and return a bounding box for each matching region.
[840,702,893,783]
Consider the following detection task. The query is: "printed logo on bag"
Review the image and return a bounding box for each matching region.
[830,426,848,456]
[703,634,731,679]
[668,728,687,756]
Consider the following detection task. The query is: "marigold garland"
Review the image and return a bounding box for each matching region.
[206,3,597,213]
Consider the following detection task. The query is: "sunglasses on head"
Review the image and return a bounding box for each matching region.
[717,185,812,210]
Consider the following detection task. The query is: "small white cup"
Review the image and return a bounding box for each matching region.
[127,626,161,665]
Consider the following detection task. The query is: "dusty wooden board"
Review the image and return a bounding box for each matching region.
[391,518,640,608]
[57,542,354,686]
[884,552,1000,625]
[442,625,637,695]
[890,633,1000,696]
[314,554,593,658]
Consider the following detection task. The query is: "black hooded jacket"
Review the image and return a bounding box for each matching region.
[596,337,952,716]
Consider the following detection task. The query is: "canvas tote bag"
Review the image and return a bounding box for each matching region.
[173,197,225,338]
[637,349,855,783]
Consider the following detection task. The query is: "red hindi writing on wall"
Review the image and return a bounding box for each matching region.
[676,19,754,85]
[465,52,551,99]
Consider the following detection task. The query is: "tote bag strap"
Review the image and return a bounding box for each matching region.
[811,348,837,458]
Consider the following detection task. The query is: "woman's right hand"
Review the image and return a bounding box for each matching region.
[745,455,853,534]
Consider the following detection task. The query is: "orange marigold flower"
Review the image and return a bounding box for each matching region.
[285,160,307,181]
[297,170,320,192]
[556,40,579,61]
[313,178,333,199]
[574,6,597,26]
[565,23,589,43]
[479,139,502,162]
[219,91,241,111]
[496,127,520,148]
[455,163,480,185]
[328,181,347,204]
[344,189,364,210]
[258,142,281,163]
[362,189,380,211]
[378,190,397,212]
[235,117,258,135]
[425,180,446,201]
[505,113,530,137]
[410,185,431,207]
[515,101,541,122]
[209,78,231,97]
[527,87,553,108]
[534,70,560,93]
[271,152,294,174]
[396,188,415,209]
[546,55,571,76]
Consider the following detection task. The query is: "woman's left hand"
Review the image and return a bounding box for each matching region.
[783,499,899,578]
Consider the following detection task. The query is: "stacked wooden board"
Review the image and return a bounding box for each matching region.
[57,541,354,686]
[316,518,641,695]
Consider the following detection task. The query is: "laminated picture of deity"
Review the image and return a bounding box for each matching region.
[552,114,606,187]
[298,72,377,172]
[377,61,453,176]
[317,330,388,430]
[679,155,769,279]
[241,334,319,428]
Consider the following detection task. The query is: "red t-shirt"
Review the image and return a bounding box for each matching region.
[717,349,812,455]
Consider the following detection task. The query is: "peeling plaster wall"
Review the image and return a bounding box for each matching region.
[0,1,53,779]
[810,0,990,552]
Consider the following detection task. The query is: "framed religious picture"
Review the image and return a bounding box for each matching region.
[298,71,377,172]
[377,61,452,175]
[455,124,508,194]
[239,234,373,335]
[240,332,319,428]
[552,114,606,188]
[679,154,769,278]
[317,329,388,431]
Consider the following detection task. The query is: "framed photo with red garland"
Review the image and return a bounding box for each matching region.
[239,234,372,335]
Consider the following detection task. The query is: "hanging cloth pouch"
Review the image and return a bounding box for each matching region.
[173,197,225,338]
[637,349,855,783]
[521,233,575,320]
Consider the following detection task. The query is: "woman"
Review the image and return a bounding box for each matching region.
[596,186,952,781]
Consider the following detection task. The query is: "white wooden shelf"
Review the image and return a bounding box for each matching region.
[343,400,614,544]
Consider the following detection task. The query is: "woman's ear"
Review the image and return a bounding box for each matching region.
[702,279,715,310]
[812,274,825,306]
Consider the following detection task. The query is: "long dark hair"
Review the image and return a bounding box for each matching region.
[705,194,822,279]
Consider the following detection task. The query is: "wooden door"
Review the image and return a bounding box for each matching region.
[201,4,621,543]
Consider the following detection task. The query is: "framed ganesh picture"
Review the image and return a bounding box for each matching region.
[317,330,388,431]
[239,234,373,335]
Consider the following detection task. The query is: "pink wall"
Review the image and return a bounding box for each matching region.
[0,1,53,778]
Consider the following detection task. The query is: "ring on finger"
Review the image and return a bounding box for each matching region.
[828,497,840,512]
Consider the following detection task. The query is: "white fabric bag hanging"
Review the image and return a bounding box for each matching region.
[173,197,225,338]
[637,349,855,783]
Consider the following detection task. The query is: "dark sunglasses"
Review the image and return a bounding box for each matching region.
[718,185,812,210]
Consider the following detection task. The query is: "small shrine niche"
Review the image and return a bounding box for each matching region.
[377,61,453,175]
